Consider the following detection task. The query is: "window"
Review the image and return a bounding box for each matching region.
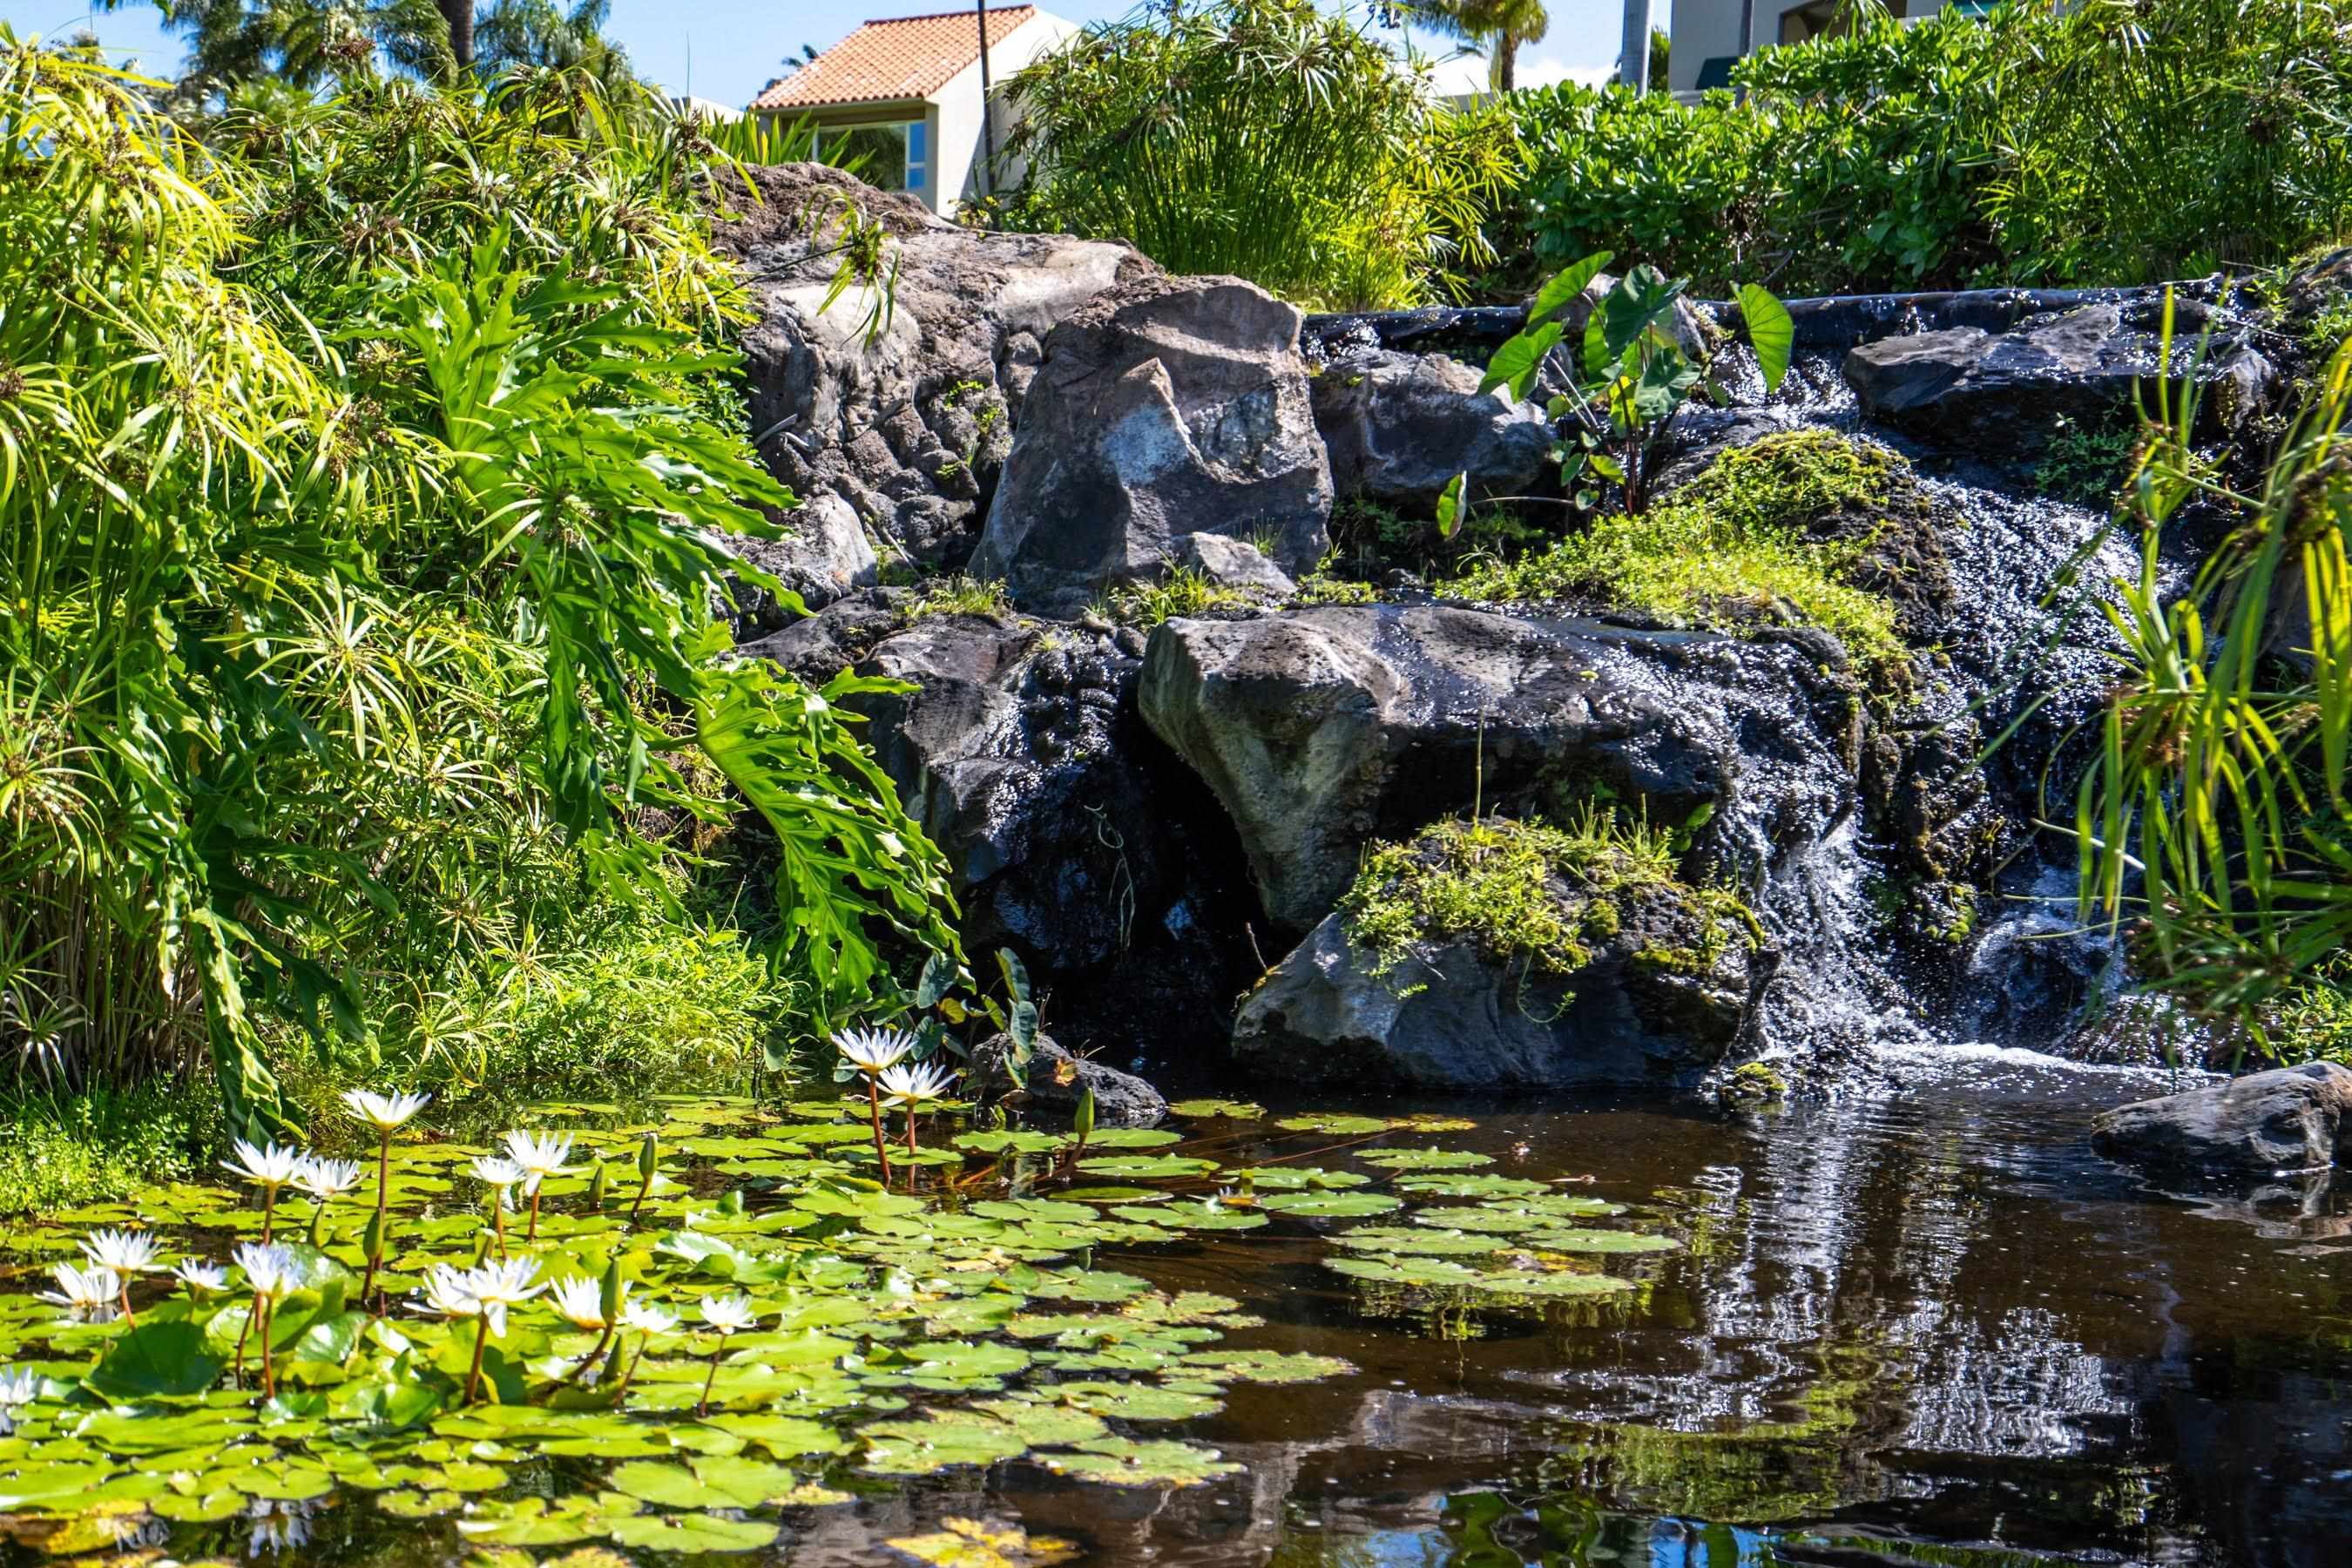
[814,120,928,197]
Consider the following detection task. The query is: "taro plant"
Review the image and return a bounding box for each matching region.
[1442,254,1794,531]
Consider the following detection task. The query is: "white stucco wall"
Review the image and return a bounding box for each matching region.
[926,11,1083,214]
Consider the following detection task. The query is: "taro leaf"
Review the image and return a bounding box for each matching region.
[1258,1192,1400,1218]
[1112,1201,1267,1232]
[1274,1113,1390,1135]
[88,1319,225,1399]
[1436,470,1469,539]
[603,1511,779,1553]
[1737,281,1794,394]
[1233,1166,1370,1190]
[1599,265,1688,361]
[1178,1349,1354,1384]
[1037,1436,1241,1488]
[888,1516,1082,1567]
[1076,1156,1216,1179]
[1167,1099,1263,1119]
[1052,1381,1222,1421]
[859,1409,1027,1475]
[1529,249,1616,324]
[1354,1148,1492,1171]
[1477,320,1564,402]
[1526,1228,1679,1254]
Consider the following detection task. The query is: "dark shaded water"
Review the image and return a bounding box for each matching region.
[969,1051,2352,1568]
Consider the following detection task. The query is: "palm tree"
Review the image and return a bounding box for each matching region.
[1401,0,1549,91]
[119,0,626,85]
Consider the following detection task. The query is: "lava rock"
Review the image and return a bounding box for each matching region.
[1175,532,1296,598]
[714,163,1157,585]
[971,274,1334,616]
[971,1031,1169,1127]
[1308,347,1553,515]
[1842,301,2275,452]
[2090,1062,2352,1175]
[1231,887,1759,1090]
[1138,603,1851,930]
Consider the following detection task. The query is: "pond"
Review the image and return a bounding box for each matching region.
[3,1047,2349,1567]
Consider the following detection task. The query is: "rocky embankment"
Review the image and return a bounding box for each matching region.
[717,162,2320,1099]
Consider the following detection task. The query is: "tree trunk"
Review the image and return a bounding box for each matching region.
[443,0,474,71]
[1488,30,1517,92]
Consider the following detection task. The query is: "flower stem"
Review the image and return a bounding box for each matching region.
[491,1200,508,1260]
[903,1111,921,1191]
[233,1306,253,1383]
[527,1186,542,1244]
[256,1297,276,1401]
[463,1316,490,1405]
[260,1187,278,1245]
[362,1133,390,1309]
[865,1075,894,1184]
[117,1280,138,1329]
[696,1331,729,1417]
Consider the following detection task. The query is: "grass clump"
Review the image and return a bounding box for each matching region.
[1107,565,1248,628]
[1450,431,1909,670]
[911,575,1014,619]
[1339,812,1683,983]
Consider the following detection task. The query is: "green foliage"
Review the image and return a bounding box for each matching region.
[1106,565,1249,628]
[1508,0,2352,295]
[2034,412,2140,510]
[996,0,1517,308]
[1452,431,1908,669]
[909,576,1014,620]
[0,1084,217,1215]
[0,44,956,1134]
[1340,813,1681,983]
[2072,319,2352,1049]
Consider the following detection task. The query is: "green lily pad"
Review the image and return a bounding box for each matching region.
[1075,1156,1219,1179]
[1525,1228,1679,1254]
[1168,1099,1264,1119]
[1274,1113,1392,1134]
[602,1511,779,1552]
[1112,1201,1267,1232]
[858,1409,1027,1476]
[1037,1436,1240,1487]
[1354,1148,1493,1170]
[1394,1174,1551,1199]
[1258,1192,1401,1218]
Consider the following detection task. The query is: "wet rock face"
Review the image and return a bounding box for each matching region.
[1138,604,1855,931]
[971,1031,1169,1128]
[2091,1062,2352,1176]
[839,610,1265,1065]
[1231,886,1757,1090]
[1842,300,2276,452]
[1308,347,1554,516]
[714,163,1158,595]
[971,275,1334,617]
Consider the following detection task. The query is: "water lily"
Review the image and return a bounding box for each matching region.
[546,1274,607,1332]
[39,1260,120,1322]
[835,1025,916,1185]
[463,1256,548,1339]
[421,1259,544,1404]
[470,1155,525,1257]
[694,1292,759,1416]
[79,1228,166,1325]
[0,1365,36,1436]
[220,1139,308,1243]
[502,1130,573,1242]
[172,1259,230,1298]
[294,1156,362,1247]
[613,1298,677,1398]
[233,1243,299,1400]
[341,1088,429,1308]
[878,1058,960,1178]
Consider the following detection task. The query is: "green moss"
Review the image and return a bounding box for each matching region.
[1337,811,1755,988]
[1447,430,1909,670]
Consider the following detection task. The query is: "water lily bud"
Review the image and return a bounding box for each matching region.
[636,1132,658,1185]
[471,1228,493,1267]
[587,1157,610,1210]
[717,1187,746,1217]
[362,1209,387,1263]
[598,1255,623,1321]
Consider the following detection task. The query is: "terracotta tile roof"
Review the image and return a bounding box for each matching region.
[749,8,1037,112]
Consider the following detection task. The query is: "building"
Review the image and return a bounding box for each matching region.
[1666,0,1976,93]
[747,7,1080,217]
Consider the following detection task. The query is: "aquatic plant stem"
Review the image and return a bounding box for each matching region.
[491,1200,508,1260]
[527,1184,543,1244]
[233,1308,253,1383]
[562,1322,616,1386]
[362,1132,391,1309]
[463,1316,490,1404]
[116,1277,137,1328]
[696,1330,731,1417]
[256,1296,276,1401]
[306,1201,327,1248]
[903,1108,921,1187]
[616,1333,651,1399]
[260,1187,278,1244]
[865,1074,894,1184]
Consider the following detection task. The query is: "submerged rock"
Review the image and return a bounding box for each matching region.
[972,274,1334,617]
[1842,301,2275,452]
[971,1030,1169,1128]
[2091,1062,2352,1175]
[1308,347,1553,516]
[715,162,1156,587]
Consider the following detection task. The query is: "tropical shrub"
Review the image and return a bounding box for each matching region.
[0,38,958,1138]
[1510,0,2352,296]
[996,0,1517,308]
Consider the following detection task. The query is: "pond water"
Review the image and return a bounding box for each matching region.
[4,1048,2349,1568]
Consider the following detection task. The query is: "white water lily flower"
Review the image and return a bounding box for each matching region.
[294,1156,363,1200]
[416,1264,485,1324]
[0,1366,36,1436]
[80,1228,165,1275]
[546,1275,608,1331]
[619,1300,678,1335]
[501,1130,574,1192]
[341,1089,430,1133]
[221,1139,307,1193]
[39,1261,120,1317]
[877,1059,959,1109]
[833,1024,916,1076]
[172,1259,230,1294]
[469,1154,525,1190]
[699,1293,759,1335]
[234,1243,301,1300]
[460,1257,547,1337]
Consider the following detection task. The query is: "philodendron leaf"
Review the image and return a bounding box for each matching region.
[1737,281,1794,395]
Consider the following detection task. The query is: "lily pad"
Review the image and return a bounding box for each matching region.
[1168,1099,1264,1119]
[1036,1436,1241,1487]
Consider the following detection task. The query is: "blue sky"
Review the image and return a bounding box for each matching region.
[2,1,1626,110]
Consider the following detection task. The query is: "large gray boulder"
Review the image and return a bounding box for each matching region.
[2091,1062,2352,1176]
[1232,880,1759,1091]
[1137,604,1851,930]
[971,275,1334,617]
[971,1031,1168,1128]
[713,163,1157,601]
[1842,301,2275,452]
[1309,348,1554,515]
